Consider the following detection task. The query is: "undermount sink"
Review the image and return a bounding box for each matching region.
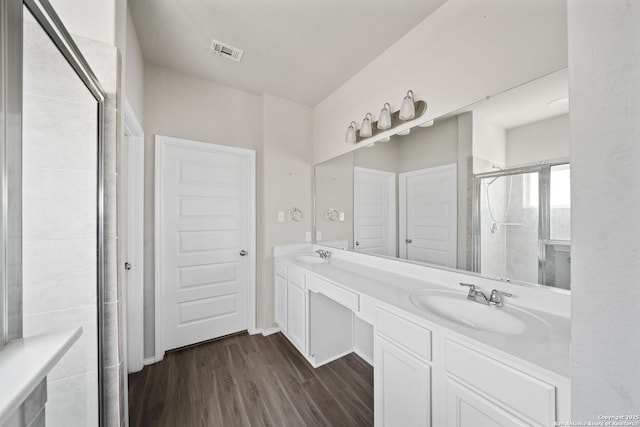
[409,290,546,335]
[294,254,325,264]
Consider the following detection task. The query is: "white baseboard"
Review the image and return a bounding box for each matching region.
[354,347,374,366]
[312,349,354,368]
[261,327,281,336]
[143,357,157,366]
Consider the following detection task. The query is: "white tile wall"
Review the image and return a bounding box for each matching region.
[22,238,96,314]
[23,306,97,382]
[46,373,98,427]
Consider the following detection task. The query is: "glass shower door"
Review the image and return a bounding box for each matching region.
[477,171,540,284]
[21,4,101,426]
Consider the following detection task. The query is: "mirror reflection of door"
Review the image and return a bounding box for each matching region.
[353,167,396,256]
[399,164,458,267]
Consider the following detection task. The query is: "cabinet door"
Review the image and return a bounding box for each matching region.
[287,283,306,353]
[445,377,535,427]
[274,274,287,334]
[375,335,430,427]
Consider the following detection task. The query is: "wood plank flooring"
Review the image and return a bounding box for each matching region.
[128,332,374,427]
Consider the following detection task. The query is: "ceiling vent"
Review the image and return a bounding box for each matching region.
[210,39,244,62]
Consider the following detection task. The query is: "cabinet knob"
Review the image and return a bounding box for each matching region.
[239,250,248,256]
[406,238,413,244]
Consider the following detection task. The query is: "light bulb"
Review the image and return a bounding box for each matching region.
[359,113,373,138]
[399,90,415,121]
[377,103,392,130]
[345,121,357,144]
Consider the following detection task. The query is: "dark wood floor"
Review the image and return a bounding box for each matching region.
[128,332,374,427]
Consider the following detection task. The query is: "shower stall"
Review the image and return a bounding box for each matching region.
[473,163,571,289]
[2,0,107,425]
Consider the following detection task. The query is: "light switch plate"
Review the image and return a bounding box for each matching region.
[305,231,311,242]
[277,211,285,222]
[339,212,345,221]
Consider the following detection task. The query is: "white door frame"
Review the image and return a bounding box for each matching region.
[122,100,145,372]
[154,135,256,362]
[399,163,457,261]
[353,166,396,256]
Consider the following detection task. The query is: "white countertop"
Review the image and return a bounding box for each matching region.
[0,327,82,425]
[278,253,570,379]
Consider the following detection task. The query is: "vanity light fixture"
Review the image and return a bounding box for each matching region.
[399,90,416,120]
[379,136,390,142]
[419,119,434,128]
[345,90,427,144]
[360,113,373,138]
[345,121,357,144]
[377,103,392,130]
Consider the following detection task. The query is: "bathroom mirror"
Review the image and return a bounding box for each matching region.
[314,69,570,290]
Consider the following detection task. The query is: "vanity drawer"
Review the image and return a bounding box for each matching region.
[445,340,556,426]
[288,267,305,289]
[275,262,287,279]
[307,275,359,312]
[376,308,431,361]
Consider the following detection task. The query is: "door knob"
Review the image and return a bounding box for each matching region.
[239,250,248,256]
[124,262,132,270]
[355,241,360,246]
[406,239,412,243]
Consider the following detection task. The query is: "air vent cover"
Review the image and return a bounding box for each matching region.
[210,39,244,62]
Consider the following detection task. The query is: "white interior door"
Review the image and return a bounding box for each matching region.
[353,167,396,256]
[400,163,457,267]
[155,135,255,353]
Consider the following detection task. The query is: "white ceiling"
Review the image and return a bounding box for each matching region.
[129,0,447,106]
[470,68,569,129]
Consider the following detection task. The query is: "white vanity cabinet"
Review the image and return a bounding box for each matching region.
[274,254,569,427]
[375,308,432,427]
[286,267,307,353]
[274,262,288,334]
[274,262,307,354]
[444,340,558,427]
[273,260,361,367]
[373,305,567,427]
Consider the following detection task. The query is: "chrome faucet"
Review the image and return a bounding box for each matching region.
[488,289,512,307]
[315,249,332,260]
[459,283,512,307]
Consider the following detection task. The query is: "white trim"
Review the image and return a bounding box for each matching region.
[122,99,145,373]
[354,346,374,366]
[154,135,257,362]
[312,349,354,368]
[399,163,458,265]
[123,99,143,137]
[353,166,396,257]
[143,357,157,366]
[261,327,281,336]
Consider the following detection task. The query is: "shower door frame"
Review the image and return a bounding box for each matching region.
[2,0,107,424]
[472,161,569,287]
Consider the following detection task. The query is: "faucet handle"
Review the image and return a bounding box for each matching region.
[459,282,477,296]
[489,289,512,306]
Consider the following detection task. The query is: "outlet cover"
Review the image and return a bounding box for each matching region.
[277,211,285,222]
[339,212,345,221]
[305,231,311,242]
[316,230,322,241]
